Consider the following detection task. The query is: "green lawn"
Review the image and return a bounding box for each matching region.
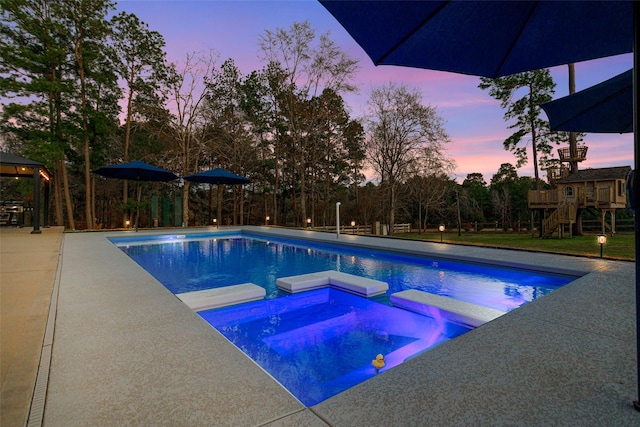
[395,231,635,261]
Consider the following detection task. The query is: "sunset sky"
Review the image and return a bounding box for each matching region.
[115,0,634,183]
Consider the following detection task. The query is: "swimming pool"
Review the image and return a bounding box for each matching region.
[111,231,575,312]
[111,230,576,405]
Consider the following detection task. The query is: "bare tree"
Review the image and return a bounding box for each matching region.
[365,83,449,234]
[164,51,217,226]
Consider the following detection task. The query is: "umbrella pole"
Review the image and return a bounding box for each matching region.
[634,1,640,412]
[135,183,142,232]
[217,185,223,226]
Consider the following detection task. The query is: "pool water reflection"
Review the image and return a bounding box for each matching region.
[113,233,576,312]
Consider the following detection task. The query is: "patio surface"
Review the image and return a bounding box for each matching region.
[2,225,639,426]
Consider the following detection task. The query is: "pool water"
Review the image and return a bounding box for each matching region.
[111,231,576,406]
[112,232,575,312]
[199,288,472,406]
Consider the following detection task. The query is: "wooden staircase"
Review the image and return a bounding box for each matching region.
[542,202,577,238]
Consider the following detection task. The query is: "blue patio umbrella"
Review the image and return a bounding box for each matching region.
[542,69,633,134]
[93,161,179,229]
[93,160,179,182]
[319,1,632,79]
[184,168,250,225]
[183,167,250,185]
[320,0,640,410]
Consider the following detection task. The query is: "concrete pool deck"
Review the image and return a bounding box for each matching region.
[3,225,639,425]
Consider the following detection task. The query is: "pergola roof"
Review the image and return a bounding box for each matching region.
[0,152,52,179]
[0,151,52,233]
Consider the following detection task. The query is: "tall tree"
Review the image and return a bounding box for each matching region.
[479,69,556,190]
[462,172,490,222]
[56,0,116,229]
[308,88,365,225]
[409,142,456,231]
[203,58,252,224]
[0,0,72,226]
[258,20,358,225]
[111,11,168,225]
[239,68,274,223]
[489,163,535,228]
[365,82,449,234]
[164,51,216,226]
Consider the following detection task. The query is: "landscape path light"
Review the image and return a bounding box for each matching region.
[439,224,445,242]
[597,234,607,258]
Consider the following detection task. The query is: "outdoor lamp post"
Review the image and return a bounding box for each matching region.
[307,218,312,228]
[213,218,217,228]
[351,220,356,234]
[265,215,270,226]
[439,224,445,242]
[336,202,341,239]
[125,220,131,228]
[597,234,607,258]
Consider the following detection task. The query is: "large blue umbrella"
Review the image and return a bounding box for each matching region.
[542,69,633,134]
[320,0,640,410]
[183,167,250,185]
[93,161,178,229]
[320,1,632,79]
[93,160,178,182]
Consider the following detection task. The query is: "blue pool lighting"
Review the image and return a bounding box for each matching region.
[111,231,577,405]
[200,288,472,406]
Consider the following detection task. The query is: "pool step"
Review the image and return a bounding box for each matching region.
[176,283,266,312]
[276,270,388,297]
[390,289,506,327]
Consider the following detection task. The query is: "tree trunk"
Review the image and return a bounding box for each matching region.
[388,183,396,236]
[208,185,214,225]
[75,37,94,230]
[54,160,64,226]
[239,186,244,225]
[273,152,279,225]
[299,148,307,227]
[568,64,578,174]
[529,84,541,191]
[122,83,135,227]
[182,182,189,227]
[217,185,223,225]
[61,159,75,230]
[91,175,96,228]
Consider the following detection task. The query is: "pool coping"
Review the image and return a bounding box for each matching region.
[42,226,639,425]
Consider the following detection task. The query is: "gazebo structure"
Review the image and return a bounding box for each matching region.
[0,152,52,234]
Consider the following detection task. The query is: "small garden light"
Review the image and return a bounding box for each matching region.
[265,215,270,226]
[350,220,356,234]
[439,224,445,242]
[307,218,312,227]
[213,218,217,228]
[597,234,607,258]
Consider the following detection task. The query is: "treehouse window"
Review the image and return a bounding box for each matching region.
[565,186,574,197]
